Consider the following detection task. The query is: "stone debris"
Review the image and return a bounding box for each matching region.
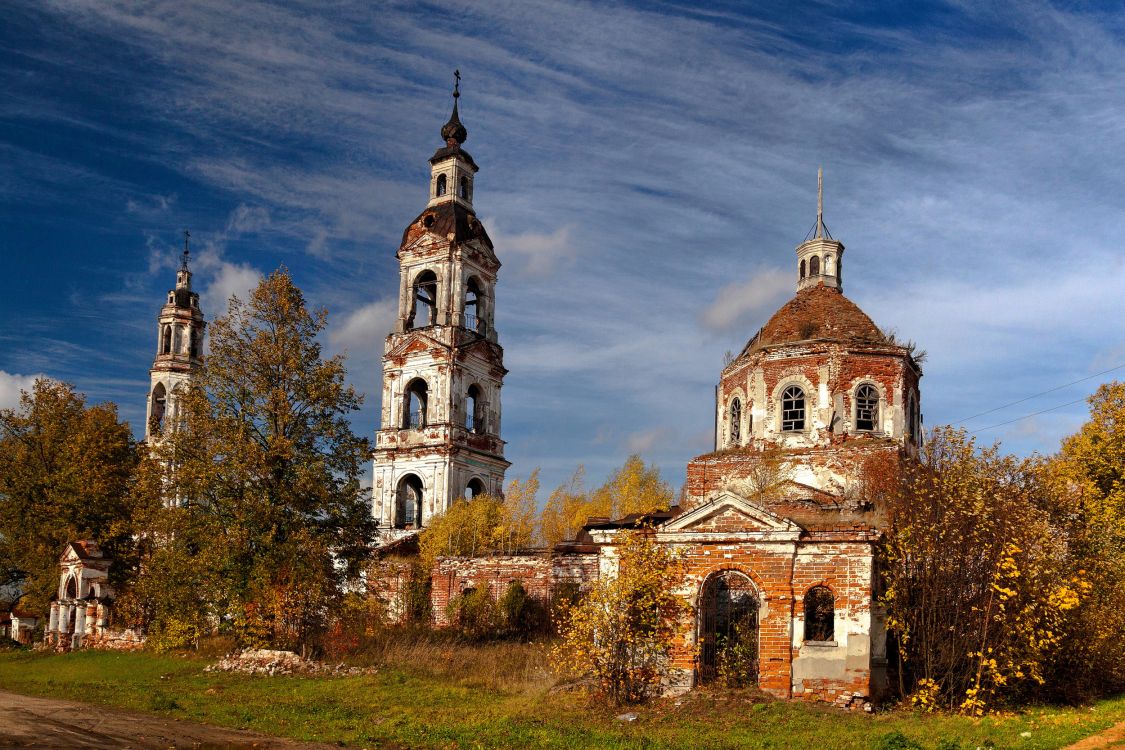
[204,649,372,677]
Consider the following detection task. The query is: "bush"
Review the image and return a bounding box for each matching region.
[447,586,500,639]
[871,731,922,750]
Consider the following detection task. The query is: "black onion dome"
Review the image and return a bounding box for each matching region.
[441,101,467,146]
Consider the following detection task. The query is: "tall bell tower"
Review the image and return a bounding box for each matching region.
[145,232,206,447]
[372,74,509,539]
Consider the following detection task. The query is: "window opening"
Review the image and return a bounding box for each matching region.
[855,384,879,432]
[464,278,481,332]
[729,398,741,446]
[408,271,438,329]
[459,175,469,199]
[395,474,424,529]
[150,383,167,435]
[800,259,806,279]
[436,174,447,197]
[162,326,172,354]
[781,385,806,431]
[466,478,484,499]
[403,379,428,429]
[189,329,201,358]
[699,571,759,685]
[466,384,483,433]
[804,585,835,642]
[810,255,820,276]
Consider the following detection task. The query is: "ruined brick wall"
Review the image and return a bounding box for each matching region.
[368,556,419,624]
[430,552,598,626]
[652,535,880,702]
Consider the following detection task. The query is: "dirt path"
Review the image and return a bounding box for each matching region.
[0,689,342,749]
[1064,721,1125,750]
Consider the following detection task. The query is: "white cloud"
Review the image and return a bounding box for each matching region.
[330,299,397,353]
[200,261,262,318]
[486,224,576,278]
[0,371,43,411]
[699,268,792,332]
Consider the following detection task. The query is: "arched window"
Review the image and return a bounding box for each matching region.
[459,175,469,199]
[162,326,172,354]
[825,254,834,275]
[466,477,484,499]
[781,385,805,431]
[799,259,806,279]
[408,270,438,329]
[189,328,201,358]
[403,379,428,429]
[436,173,447,197]
[855,384,879,432]
[837,257,843,283]
[698,570,759,685]
[809,255,820,276]
[729,398,741,446]
[150,383,167,435]
[804,585,835,642]
[395,474,424,529]
[466,384,483,433]
[64,575,77,600]
[464,278,481,332]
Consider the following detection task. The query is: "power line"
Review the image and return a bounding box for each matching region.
[954,363,1125,424]
[968,396,1090,434]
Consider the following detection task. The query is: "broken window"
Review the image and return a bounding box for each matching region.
[729,398,741,446]
[800,259,806,279]
[781,385,805,431]
[459,175,469,200]
[403,379,428,429]
[395,474,424,529]
[190,329,201,359]
[699,570,759,685]
[466,477,484,498]
[408,270,438,329]
[161,326,172,354]
[464,278,481,332]
[855,384,879,432]
[809,255,820,276]
[804,585,835,642]
[436,173,447,197]
[150,383,167,435]
[466,384,483,433]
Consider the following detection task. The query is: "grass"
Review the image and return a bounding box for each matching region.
[0,645,1123,750]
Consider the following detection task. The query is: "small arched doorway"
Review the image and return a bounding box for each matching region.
[697,570,759,685]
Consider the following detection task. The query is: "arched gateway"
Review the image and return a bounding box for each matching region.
[697,570,759,685]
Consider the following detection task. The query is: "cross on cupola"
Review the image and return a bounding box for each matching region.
[795,167,845,292]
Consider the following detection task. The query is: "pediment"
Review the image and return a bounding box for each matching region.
[663,492,801,534]
[387,333,446,359]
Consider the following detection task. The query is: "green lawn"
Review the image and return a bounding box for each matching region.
[0,649,1121,749]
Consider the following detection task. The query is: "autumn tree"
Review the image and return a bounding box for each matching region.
[1039,381,1125,697]
[418,471,541,570]
[552,529,688,703]
[134,269,374,652]
[540,456,673,546]
[0,379,137,612]
[879,427,1081,713]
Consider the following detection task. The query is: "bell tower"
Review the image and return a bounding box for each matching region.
[372,74,509,539]
[145,232,205,445]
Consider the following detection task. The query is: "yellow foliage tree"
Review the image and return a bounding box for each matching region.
[552,529,688,704]
[539,466,590,546]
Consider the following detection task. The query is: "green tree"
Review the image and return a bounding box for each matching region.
[0,379,137,612]
[136,268,374,652]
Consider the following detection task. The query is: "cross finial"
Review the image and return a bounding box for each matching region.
[182,229,191,268]
[816,167,824,239]
[453,69,461,100]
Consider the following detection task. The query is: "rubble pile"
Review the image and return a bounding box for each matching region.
[204,649,371,677]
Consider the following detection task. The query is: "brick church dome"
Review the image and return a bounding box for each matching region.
[744,284,885,355]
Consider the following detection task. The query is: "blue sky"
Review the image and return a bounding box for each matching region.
[2,1,1123,496]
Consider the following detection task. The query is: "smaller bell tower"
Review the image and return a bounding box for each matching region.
[145,231,206,445]
[795,168,845,292]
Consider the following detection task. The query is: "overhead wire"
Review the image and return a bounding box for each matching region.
[953,363,1125,425]
[967,396,1091,434]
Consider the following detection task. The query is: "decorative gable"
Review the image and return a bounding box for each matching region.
[660,492,802,538]
[386,333,446,360]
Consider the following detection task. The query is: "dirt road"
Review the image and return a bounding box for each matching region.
[0,689,342,749]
